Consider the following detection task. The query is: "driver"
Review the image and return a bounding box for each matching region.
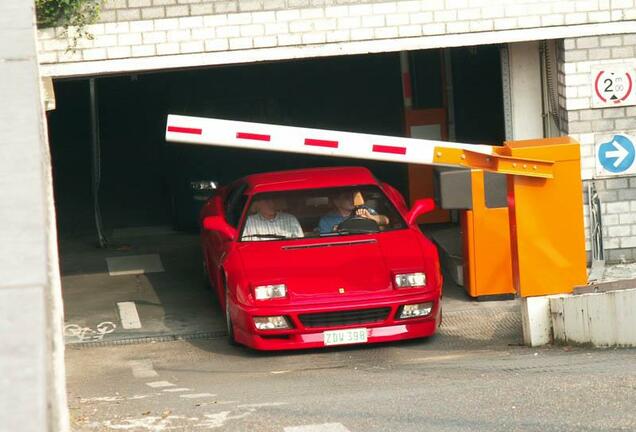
[242,196,304,240]
[318,190,389,234]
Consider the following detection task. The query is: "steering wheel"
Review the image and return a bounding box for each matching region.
[335,205,379,232]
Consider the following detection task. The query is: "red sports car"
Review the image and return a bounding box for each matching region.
[200,167,443,350]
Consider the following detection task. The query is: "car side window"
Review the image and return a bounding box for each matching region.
[224,183,248,227]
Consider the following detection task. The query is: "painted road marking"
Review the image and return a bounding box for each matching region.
[117,302,142,329]
[180,393,217,399]
[128,359,157,378]
[106,254,165,276]
[236,402,288,408]
[80,394,154,403]
[146,381,175,388]
[162,388,191,393]
[284,424,351,432]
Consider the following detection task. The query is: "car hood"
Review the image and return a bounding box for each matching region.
[236,229,429,305]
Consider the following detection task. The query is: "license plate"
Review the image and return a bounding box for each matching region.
[323,328,368,346]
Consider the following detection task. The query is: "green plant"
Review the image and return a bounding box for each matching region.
[35,0,101,49]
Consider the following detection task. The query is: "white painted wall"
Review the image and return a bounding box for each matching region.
[551,288,636,347]
[520,296,552,347]
[0,1,68,430]
[37,0,636,78]
[508,41,544,140]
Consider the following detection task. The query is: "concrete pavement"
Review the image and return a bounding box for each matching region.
[67,337,636,431]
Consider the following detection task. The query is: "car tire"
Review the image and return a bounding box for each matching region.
[225,288,238,346]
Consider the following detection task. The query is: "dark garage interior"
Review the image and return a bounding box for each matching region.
[49,46,506,346]
[49,47,504,239]
[50,53,407,238]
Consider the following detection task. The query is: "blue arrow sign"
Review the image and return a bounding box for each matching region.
[598,134,635,173]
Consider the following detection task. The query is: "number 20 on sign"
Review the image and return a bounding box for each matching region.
[592,64,635,108]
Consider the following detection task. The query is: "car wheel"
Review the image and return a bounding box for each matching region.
[225,288,238,346]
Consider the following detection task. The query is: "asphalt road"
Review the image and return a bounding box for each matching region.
[67,337,636,432]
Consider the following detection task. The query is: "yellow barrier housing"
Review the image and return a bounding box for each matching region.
[501,137,588,298]
[461,170,515,298]
[434,136,587,298]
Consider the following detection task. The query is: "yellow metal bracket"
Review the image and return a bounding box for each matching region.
[433,146,554,179]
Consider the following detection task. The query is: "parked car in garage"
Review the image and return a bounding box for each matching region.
[200,166,443,350]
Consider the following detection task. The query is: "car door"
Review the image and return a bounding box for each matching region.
[203,182,248,288]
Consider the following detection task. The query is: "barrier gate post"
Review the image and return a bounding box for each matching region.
[502,136,588,298]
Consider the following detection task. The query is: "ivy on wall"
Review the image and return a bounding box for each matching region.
[35,0,101,48]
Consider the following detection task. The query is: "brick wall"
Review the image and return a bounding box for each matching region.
[558,33,636,262]
[95,0,636,24]
[37,0,635,65]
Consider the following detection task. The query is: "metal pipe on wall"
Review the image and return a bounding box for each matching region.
[89,78,107,248]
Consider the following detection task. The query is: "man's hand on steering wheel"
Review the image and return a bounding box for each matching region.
[351,205,389,226]
[353,206,373,219]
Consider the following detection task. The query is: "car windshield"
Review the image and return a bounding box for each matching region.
[239,185,407,242]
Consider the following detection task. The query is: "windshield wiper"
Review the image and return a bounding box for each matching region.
[319,230,351,237]
[242,233,289,239]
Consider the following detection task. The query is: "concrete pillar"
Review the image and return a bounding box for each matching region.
[505,41,554,346]
[508,41,544,140]
[0,1,69,431]
[520,297,553,347]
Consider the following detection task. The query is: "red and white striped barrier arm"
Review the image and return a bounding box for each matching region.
[165,115,554,178]
[165,114,497,166]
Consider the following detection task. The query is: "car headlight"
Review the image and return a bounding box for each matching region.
[398,302,433,319]
[253,316,291,330]
[254,283,287,300]
[190,180,218,191]
[394,272,426,288]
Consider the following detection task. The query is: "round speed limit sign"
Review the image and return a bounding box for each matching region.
[592,65,635,108]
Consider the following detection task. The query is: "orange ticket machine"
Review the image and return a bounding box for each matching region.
[435,168,515,299]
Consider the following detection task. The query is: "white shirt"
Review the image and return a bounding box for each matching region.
[241,212,304,241]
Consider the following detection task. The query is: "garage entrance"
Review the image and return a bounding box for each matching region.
[49,46,513,345]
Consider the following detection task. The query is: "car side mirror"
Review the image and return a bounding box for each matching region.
[203,216,237,240]
[406,198,436,225]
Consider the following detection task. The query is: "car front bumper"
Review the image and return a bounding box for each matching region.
[230,293,441,351]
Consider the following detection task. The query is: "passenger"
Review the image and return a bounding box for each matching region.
[242,196,304,240]
[318,190,389,234]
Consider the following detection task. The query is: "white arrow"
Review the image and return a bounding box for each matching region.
[605,139,629,168]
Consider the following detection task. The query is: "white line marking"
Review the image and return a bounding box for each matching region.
[146,381,175,388]
[162,388,190,393]
[102,415,185,431]
[80,394,154,403]
[284,423,351,432]
[128,359,157,378]
[106,254,165,276]
[196,411,252,429]
[117,302,142,329]
[179,393,216,399]
[236,402,288,408]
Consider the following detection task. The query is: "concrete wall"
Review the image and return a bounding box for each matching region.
[557,33,636,262]
[508,40,544,140]
[38,0,636,77]
[551,288,636,346]
[0,1,69,431]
